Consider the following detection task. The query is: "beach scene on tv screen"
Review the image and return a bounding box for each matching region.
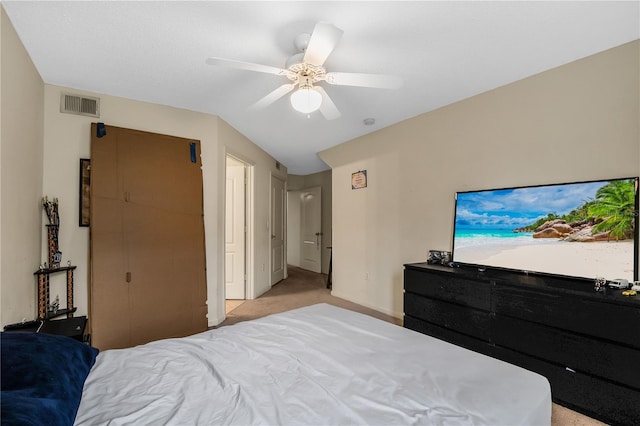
[453,179,637,282]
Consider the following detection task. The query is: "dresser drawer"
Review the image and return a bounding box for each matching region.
[404,268,491,310]
[493,314,640,390]
[493,284,640,349]
[404,315,493,355]
[492,345,640,426]
[404,293,491,342]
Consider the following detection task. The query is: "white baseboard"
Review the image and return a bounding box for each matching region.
[329,289,403,320]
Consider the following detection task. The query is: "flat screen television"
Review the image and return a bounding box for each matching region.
[452,177,639,283]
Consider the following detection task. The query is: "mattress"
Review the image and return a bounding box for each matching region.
[75,303,551,425]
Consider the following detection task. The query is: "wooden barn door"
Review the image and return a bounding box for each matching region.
[90,124,207,350]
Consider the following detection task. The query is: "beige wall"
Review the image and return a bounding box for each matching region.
[320,41,640,318]
[0,6,45,326]
[287,175,305,191]
[287,171,332,274]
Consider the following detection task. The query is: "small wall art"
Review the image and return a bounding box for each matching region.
[351,170,367,190]
[79,158,91,226]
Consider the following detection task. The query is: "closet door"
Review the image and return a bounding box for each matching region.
[90,124,207,350]
[120,129,207,346]
[90,125,130,349]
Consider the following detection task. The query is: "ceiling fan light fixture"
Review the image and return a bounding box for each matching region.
[290,86,322,114]
[293,33,311,52]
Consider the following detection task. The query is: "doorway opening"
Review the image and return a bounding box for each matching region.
[270,175,286,286]
[287,187,322,273]
[225,155,251,313]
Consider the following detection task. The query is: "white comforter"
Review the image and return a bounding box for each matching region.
[75,303,550,425]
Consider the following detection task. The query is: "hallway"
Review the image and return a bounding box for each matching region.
[220,266,399,327]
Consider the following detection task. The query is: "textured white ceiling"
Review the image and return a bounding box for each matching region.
[3,1,639,174]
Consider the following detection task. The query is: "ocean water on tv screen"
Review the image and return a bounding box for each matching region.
[453,226,549,250]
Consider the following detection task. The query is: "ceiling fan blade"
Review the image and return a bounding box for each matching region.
[249,83,296,111]
[316,86,341,120]
[303,23,344,66]
[206,57,288,76]
[325,72,403,89]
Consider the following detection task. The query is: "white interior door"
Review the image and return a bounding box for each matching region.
[225,157,246,299]
[286,191,302,267]
[300,187,322,273]
[271,175,285,285]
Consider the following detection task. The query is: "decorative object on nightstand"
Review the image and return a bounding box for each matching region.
[3,197,88,342]
[50,295,60,314]
[43,197,63,268]
[34,264,77,320]
[34,197,80,326]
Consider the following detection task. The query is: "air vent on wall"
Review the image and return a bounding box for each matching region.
[60,93,100,117]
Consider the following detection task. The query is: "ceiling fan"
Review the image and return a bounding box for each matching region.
[206,22,403,120]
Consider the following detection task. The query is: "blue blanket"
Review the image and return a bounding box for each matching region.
[1,332,98,426]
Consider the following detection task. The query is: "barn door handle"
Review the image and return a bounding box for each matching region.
[190,142,197,163]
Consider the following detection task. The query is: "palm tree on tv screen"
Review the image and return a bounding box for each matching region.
[588,180,636,240]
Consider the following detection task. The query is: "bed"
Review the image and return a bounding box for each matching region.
[2,303,551,425]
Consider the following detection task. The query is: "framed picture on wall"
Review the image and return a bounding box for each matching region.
[79,158,91,227]
[351,170,367,189]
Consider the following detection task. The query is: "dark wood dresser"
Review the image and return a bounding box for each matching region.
[404,262,640,425]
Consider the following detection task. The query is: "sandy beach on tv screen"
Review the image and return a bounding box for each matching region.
[456,240,635,281]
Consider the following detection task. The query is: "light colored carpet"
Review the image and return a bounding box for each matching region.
[220,265,400,327]
[221,266,604,426]
[225,299,245,314]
